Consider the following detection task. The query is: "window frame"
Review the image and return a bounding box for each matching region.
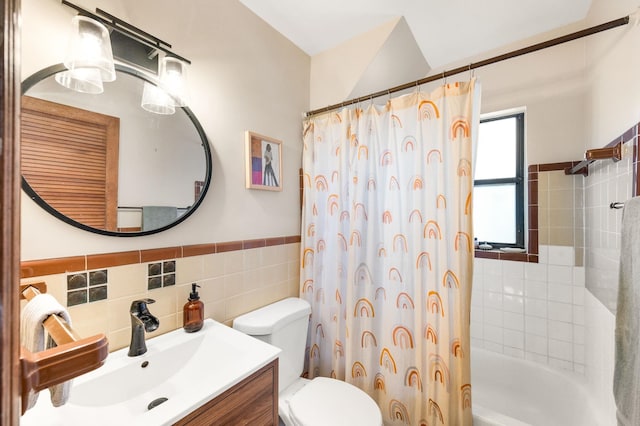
[474,112,525,249]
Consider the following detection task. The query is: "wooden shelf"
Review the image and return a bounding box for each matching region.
[565,142,622,176]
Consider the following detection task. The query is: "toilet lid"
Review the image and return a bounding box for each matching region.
[288,377,382,426]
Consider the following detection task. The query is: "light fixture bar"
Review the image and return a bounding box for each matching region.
[60,0,191,65]
[95,8,171,50]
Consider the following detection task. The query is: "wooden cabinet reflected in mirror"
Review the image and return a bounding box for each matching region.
[22,96,120,231]
[21,64,212,236]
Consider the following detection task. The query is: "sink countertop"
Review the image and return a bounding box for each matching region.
[20,319,281,426]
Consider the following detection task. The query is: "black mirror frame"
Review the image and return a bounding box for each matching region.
[21,63,213,237]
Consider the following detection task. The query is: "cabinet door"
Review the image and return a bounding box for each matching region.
[174,359,278,426]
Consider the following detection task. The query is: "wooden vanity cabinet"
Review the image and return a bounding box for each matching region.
[174,359,278,426]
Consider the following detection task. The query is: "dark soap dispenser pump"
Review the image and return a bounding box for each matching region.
[183,283,204,332]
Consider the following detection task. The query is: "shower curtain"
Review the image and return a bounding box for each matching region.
[300,80,480,426]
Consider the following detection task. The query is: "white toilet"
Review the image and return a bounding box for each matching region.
[233,297,383,426]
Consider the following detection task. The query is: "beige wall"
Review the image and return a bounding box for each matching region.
[21,0,310,260]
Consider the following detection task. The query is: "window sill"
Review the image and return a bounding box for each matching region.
[474,249,538,263]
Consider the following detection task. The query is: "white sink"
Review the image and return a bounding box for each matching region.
[20,319,280,426]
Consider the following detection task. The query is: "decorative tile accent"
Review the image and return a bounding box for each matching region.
[148,276,162,290]
[163,274,176,287]
[67,289,87,307]
[163,261,176,273]
[148,263,162,276]
[66,270,109,306]
[89,269,107,286]
[67,273,87,290]
[89,285,108,302]
[148,260,177,290]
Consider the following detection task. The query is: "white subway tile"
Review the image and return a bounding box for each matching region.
[504,329,525,349]
[471,322,483,339]
[548,283,573,303]
[525,262,548,281]
[503,312,525,331]
[484,308,503,326]
[572,266,586,287]
[573,344,585,364]
[573,287,585,306]
[484,324,503,344]
[548,301,573,322]
[503,295,524,314]
[471,306,483,323]
[525,298,547,318]
[483,275,503,293]
[573,324,585,345]
[547,246,575,266]
[525,333,548,355]
[539,245,549,264]
[549,339,573,361]
[548,265,573,284]
[484,291,503,310]
[525,316,547,336]
[548,320,573,342]
[484,259,503,277]
[525,280,547,300]
[573,305,585,325]
[503,261,525,278]
[503,278,524,296]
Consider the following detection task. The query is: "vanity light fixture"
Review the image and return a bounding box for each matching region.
[161,56,189,107]
[141,80,176,115]
[58,0,192,114]
[140,56,190,115]
[55,15,116,94]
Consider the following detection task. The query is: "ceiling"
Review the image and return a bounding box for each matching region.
[238,0,593,69]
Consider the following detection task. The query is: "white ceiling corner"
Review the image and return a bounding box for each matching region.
[238,0,593,68]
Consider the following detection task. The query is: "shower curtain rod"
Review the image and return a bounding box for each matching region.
[305,15,632,117]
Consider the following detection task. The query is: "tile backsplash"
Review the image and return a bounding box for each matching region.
[21,239,301,352]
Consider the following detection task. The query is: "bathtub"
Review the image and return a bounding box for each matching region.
[470,347,608,426]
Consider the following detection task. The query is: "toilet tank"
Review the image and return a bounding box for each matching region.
[233,297,311,391]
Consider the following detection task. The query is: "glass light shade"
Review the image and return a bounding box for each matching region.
[141,81,176,115]
[54,68,103,94]
[160,56,188,107]
[62,15,116,83]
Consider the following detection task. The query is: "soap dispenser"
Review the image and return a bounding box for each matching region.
[183,283,204,332]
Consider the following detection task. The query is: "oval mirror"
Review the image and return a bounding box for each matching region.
[21,64,212,236]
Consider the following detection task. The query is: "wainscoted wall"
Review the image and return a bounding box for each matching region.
[20,237,301,352]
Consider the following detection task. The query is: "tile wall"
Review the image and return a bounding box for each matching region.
[20,242,301,352]
[585,136,636,313]
[471,245,586,372]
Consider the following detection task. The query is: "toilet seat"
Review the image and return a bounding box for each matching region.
[286,377,382,426]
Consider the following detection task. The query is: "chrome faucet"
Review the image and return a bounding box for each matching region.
[128,298,160,357]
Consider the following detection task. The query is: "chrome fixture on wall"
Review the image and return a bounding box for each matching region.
[59,0,191,114]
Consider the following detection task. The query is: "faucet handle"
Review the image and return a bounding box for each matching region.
[130,298,156,314]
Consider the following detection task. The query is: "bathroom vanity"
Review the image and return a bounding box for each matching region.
[20,319,281,426]
[174,359,278,425]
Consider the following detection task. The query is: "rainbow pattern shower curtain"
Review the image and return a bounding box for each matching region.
[300,80,481,425]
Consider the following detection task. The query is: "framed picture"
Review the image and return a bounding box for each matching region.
[245,131,283,191]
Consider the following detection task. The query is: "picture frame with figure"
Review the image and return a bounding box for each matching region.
[245,131,282,191]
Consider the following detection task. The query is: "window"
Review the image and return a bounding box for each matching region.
[473,112,524,248]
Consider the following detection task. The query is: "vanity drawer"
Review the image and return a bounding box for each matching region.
[174,358,278,426]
